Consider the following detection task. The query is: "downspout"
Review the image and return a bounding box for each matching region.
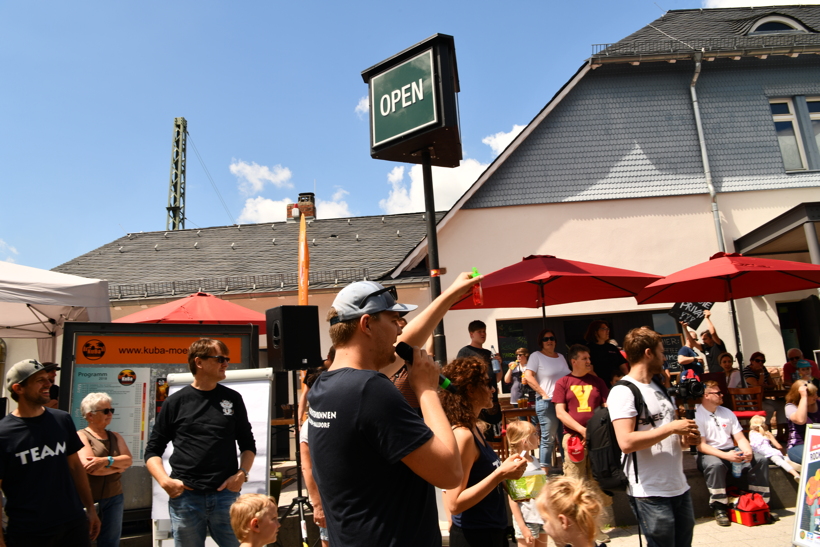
[690,49,726,253]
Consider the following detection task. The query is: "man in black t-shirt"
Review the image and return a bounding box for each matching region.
[699,310,726,373]
[309,276,477,547]
[0,359,100,546]
[145,339,256,547]
[457,320,502,433]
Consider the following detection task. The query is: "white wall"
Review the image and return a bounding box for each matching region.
[434,187,820,365]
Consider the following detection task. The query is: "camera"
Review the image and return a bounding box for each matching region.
[668,372,705,401]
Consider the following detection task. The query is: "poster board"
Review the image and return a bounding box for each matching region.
[661,334,684,373]
[60,322,259,514]
[667,302,714,330]
[151,368,273,523]
[793,424,820,546]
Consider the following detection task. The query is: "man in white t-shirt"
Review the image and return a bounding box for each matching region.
[608,327,701,547]
[694,380,769,526]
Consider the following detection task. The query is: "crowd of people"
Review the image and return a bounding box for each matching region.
[0,274,812,547]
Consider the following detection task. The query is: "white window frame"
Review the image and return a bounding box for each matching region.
[770,98,808,172]
[749,16,809,35]
[807,97,820,154]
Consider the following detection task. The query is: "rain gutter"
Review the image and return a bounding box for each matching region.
[690,49,726,253]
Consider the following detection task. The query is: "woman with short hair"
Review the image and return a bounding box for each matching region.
[77,392,133,547]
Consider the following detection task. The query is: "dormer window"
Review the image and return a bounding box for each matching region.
[749,16,809,35]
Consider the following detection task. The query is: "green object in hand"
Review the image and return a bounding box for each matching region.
[471,267,480,278]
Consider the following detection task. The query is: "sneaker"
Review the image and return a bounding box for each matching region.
[714,507,730,527]
[596,531,611,543]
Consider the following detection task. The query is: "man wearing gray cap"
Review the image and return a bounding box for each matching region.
[308,274,478,547]
[0,359,101,546]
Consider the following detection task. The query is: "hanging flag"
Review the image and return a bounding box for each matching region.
[298,213,309,305]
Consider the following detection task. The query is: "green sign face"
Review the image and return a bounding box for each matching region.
[370,49,438,148]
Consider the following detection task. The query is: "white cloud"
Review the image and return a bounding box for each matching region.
[704,0,820,6]
[0,238,19,262]
[379,158,488,214]
[230,160,293,196]
[237,188,354,223]
[0,238,19,256]
[317,197,352,219]
[237,196,293,223]
[481,124,526,156]
[355,96,369,118]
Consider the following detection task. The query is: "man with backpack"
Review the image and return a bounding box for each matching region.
[607,327,701,547]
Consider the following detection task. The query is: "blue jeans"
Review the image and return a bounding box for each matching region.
[535,397,558,469]
[169,490,240,547]
[788,444,804,464]
[629,492,695,547]
[97,493,124,547]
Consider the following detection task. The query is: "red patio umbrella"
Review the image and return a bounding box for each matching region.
[113,292,266,328]
[451,255,662,325]
[636,252,820,376]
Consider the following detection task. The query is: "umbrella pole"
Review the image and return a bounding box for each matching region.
[540,284,547,329]
[728,294,747,387]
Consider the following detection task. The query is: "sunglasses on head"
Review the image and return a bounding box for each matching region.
[360,286,398,308]
[92,408,115,415]
[542,336,556,342]
[207,355,231,364]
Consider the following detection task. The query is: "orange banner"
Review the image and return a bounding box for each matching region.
[75,335,244,365]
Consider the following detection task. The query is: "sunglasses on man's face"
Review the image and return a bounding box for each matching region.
[789,356,801,361]
[207,355,231,364]
[542,336,556,342]
[92,408,115,415]
[752,358,766,364]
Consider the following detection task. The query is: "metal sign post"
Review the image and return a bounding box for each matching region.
[362,34,462,363]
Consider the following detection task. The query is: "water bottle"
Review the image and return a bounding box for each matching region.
[732,447,743,478]
[490,345,501,374]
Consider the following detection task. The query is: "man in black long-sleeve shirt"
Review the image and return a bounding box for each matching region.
[145,338,256,547]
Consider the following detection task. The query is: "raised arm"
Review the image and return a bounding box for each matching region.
[703,310,721,345]
[382,272,480,377]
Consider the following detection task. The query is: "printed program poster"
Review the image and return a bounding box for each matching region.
[70,367,151,466]
[793,425,820,546]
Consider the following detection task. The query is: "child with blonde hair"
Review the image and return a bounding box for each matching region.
[749,414,800,480]
[230,494,280,547]
[536,476,603,547]
[506,420,547,547]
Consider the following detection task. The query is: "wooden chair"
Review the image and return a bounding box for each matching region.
[727,386,766,433]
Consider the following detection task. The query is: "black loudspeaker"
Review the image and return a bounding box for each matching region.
[266,305,324,371]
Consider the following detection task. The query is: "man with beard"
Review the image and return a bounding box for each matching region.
[0,359,100,546]
[608,327,701,547]
[308,274,478,547]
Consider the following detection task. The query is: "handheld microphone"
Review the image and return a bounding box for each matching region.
[395,342,456,393]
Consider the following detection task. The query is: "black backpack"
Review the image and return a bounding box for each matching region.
[586,379,666,492]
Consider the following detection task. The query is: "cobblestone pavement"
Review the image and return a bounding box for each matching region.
[600,508,796,547]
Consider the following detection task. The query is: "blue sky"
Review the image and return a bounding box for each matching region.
[1,0,811,270]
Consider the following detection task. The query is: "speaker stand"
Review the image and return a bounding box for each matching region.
[283,369,313,547]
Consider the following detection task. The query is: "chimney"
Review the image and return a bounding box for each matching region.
[286,192,316,222]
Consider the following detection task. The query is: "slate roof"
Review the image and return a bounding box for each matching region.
[593,6,820,60]
[53,212,443,301]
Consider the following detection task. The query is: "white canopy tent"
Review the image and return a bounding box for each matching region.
[0,262,111,362]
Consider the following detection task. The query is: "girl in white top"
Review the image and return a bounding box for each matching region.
[506,420,547,547]
[525,329,570,473]
[719,352,742,389]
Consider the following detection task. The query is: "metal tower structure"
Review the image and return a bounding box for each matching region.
[166,117,187,230]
